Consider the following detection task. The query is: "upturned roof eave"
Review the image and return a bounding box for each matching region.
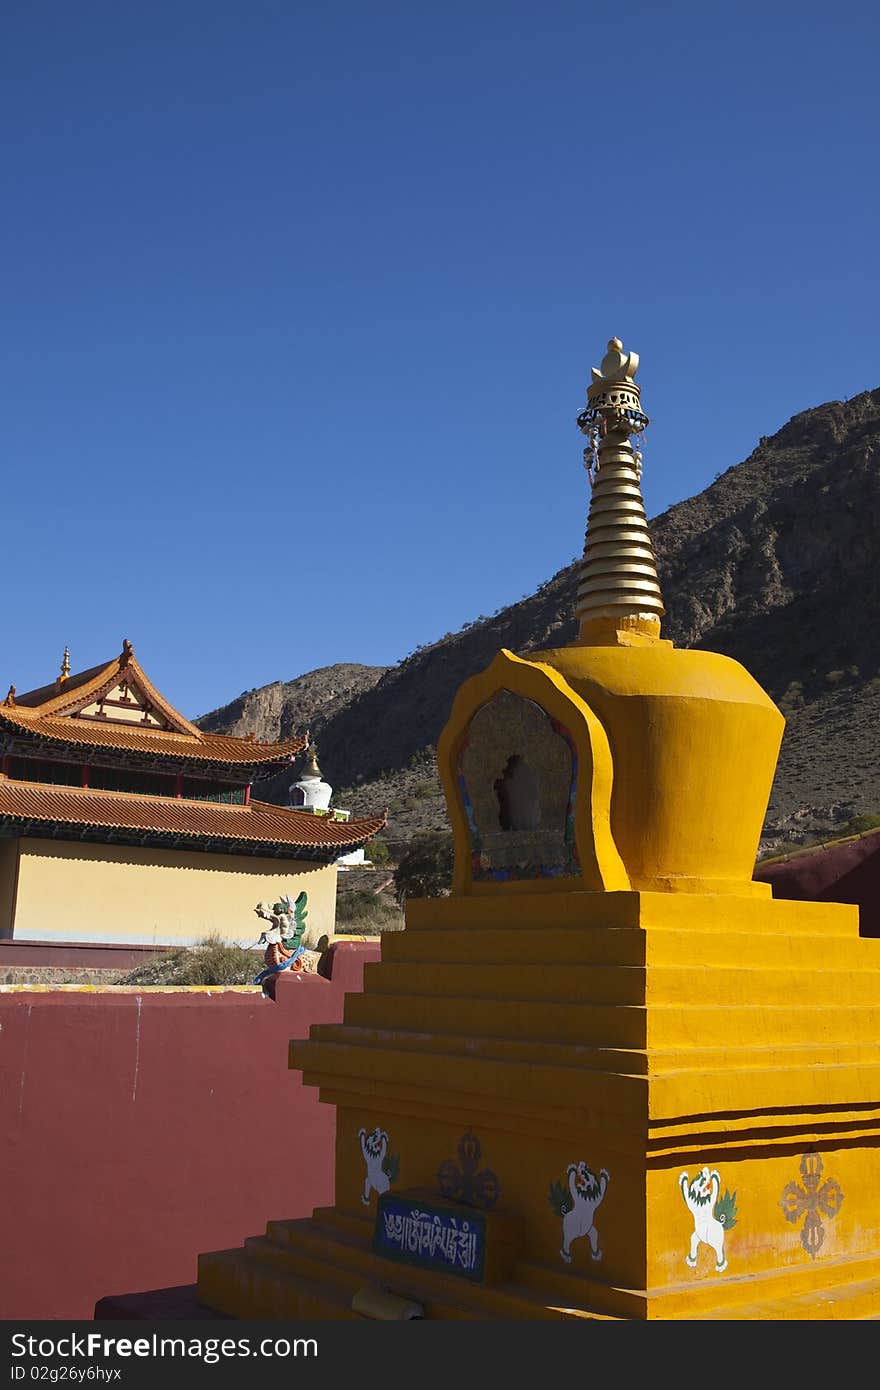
[0,781,386,852]
[0,710,308,769]
[0,818,349,862]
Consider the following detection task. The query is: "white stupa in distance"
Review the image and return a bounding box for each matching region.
[289,744,368,868]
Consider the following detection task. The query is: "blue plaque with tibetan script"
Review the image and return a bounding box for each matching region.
[373,1192,487,1282]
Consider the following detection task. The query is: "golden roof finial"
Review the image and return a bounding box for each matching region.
[59,646,71,684]
[303,743,322,780]
[575,337,665,645]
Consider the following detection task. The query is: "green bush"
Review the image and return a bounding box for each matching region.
[367,836,390,865]
[842,813,880,837]
[394,831,454,906]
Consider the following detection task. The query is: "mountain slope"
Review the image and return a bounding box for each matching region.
[200,388,880,856]
[196,663,389,753]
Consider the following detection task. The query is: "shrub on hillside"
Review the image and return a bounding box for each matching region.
[367,836,390,865]
[393,831,454,906]
[335,890,404,934]
[842,813,880,837]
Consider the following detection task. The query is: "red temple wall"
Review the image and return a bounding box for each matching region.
[0,942,380,1320]
[754,828,880,937]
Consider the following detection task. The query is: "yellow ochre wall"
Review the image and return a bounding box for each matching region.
[4,837,338,947]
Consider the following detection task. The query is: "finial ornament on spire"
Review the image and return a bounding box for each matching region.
[303,743,322,780]
[580,336,649,437]
[591,337,639,386]
[59,646,71,684]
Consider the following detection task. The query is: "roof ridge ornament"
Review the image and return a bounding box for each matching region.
[3,684,15,706]
[120,639,134,666]
[59,646,71,686]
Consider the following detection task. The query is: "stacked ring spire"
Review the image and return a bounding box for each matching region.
[575,338,666,639]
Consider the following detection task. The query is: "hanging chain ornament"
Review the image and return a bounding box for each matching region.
[583,426,600,487]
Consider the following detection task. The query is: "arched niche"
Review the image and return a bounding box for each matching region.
[457,690,579,882]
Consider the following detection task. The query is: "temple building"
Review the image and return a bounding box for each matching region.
[0,641,385,947]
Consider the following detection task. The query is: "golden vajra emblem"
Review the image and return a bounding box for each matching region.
[779,1154,844,1258]
[436,1131,501,1210]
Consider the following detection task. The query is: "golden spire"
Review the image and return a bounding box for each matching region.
[574,338,665,644]
[303,744,322,780]
[59,646,71,684]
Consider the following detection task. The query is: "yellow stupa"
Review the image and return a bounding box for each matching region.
[198,340,880,1320]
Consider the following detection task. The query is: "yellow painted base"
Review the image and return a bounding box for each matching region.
[198,890,880,1320]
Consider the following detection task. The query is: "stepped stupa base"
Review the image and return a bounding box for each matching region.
[197,891,880,1322]
[198,1206,880,1321]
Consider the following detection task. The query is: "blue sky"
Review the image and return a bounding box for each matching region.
[2,1,878,718]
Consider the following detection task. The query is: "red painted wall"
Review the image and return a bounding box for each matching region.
[0,940,172,969]
[0,941,380,1320]
[755,829,880,937]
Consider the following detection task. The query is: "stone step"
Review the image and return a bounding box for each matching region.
[294,1033,880,1126]
[343,990,649,1047]
[404,893,857,937]
[197,1245,361,1321]
[307,1205,376,1241]
[303,1023,880,1077]
[242,1220,620,1320]
[687,1274,880,1320]
[199,1222,880,1320]
[518,1249,880,1319]
[380,927,880,971]
[341,992,880,1050]
[363,961,880,1007]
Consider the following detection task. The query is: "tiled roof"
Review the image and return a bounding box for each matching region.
[2,644,308,767]
[0,705,307,766]
[11,648,204,731]
[0,780,386,852]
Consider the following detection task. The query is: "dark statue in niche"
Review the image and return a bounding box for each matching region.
[495,755,539,832]
[457,690,579,881]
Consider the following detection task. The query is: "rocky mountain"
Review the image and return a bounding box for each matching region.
[198,388,880,858]
[197,662,389,746]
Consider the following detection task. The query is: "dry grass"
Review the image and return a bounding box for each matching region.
[117,936,260,986]
[335,890,404,934]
